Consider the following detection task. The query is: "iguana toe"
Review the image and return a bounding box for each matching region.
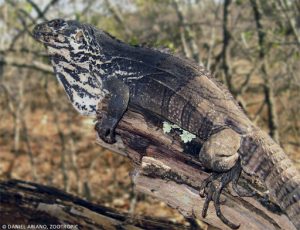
[232,175,256,197]
[199,161,245,229]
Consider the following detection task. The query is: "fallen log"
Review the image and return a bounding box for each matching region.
[0,179,188,230]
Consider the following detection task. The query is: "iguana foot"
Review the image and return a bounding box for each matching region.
[95,114,117,144]
[199,160,244,229]
[198,129,255,228]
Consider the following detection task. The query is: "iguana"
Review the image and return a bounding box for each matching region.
[33,19,300,229]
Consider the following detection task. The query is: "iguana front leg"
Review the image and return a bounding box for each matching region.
[198,129,253,229]
[95,77,129,144]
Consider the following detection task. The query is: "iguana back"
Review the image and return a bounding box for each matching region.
[123,51,254,139]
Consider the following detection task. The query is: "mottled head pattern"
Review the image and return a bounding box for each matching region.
[33,19,107,115]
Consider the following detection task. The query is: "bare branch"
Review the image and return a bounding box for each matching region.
[0,56,53,74]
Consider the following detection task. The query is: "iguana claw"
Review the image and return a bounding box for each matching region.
[232,171,256,197]
[199,160,250,229]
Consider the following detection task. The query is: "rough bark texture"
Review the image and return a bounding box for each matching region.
[0,180,188,230]
[96,109,296,230]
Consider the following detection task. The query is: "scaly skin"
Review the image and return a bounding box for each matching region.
[33,19,300,229]
[240,130,300,228]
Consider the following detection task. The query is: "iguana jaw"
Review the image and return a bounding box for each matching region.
[52,60,105,116]
[47,49,105,116]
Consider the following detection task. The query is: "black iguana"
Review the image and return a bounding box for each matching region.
[33,19,300,229]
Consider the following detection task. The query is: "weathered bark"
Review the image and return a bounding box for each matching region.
[96,109,296,230]
[0,179,187,230]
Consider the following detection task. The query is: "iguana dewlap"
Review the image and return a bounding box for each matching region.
[33,19,300,229]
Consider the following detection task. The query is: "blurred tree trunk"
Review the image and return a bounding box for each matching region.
[172,0,201,64]
[221,0,233,94]
[250,0,280,143]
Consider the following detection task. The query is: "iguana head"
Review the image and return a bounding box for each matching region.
[33,19,106,115]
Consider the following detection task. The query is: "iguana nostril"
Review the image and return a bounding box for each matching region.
[32,25,41,38]
[33,23,53,38]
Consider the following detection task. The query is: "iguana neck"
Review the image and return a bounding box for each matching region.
[239,130,300,227]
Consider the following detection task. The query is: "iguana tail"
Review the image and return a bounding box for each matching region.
[239,130,300,229]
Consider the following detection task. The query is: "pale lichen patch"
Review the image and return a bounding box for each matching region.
[162,121,173,133]
[180,130,196,143]
[163,121,196,143]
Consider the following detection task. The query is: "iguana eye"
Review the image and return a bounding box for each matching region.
[50,19,64,29]
[53,21,60,28]
[75,31,85,43]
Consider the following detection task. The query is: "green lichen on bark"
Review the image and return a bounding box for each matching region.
[163,121,196,143]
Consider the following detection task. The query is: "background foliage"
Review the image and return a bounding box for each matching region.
[0,0,299,228]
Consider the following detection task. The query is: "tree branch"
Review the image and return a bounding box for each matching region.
[0,56,53,74]
[96,109,296,230]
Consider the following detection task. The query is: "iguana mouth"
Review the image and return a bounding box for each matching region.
[33,31,58,43]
